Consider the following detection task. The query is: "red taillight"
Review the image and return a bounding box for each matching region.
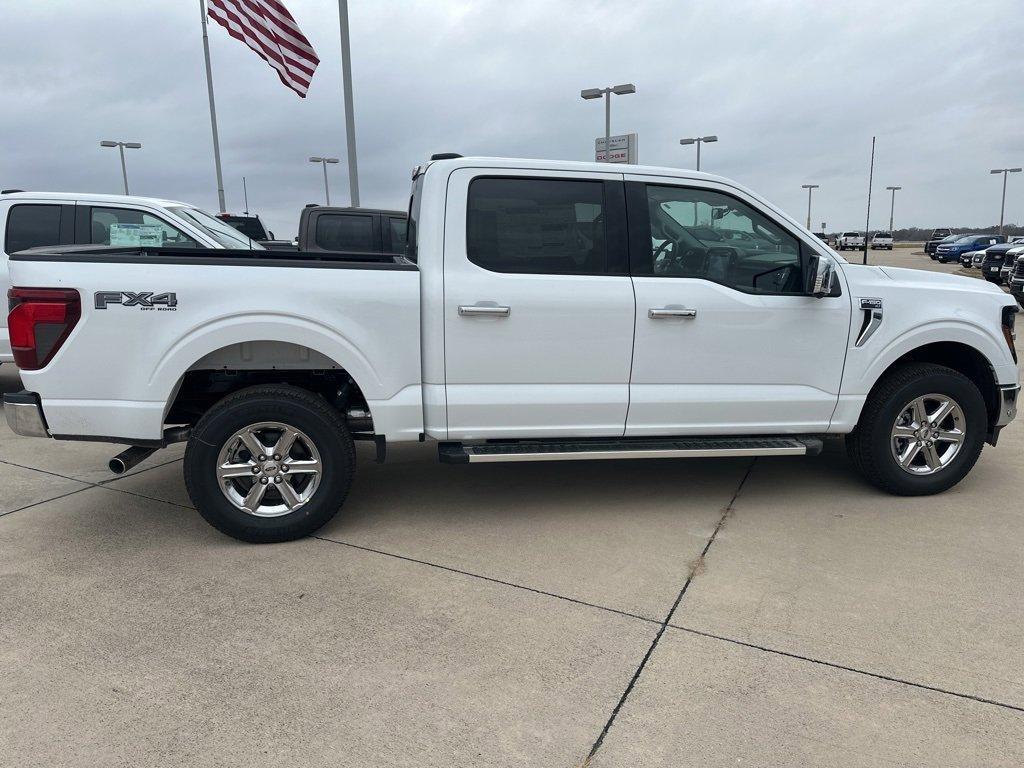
[7,288,81,370]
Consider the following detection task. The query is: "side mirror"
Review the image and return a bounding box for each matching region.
[807,255,837,298]
[268,230,275,239]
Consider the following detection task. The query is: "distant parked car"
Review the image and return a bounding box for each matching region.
[296,206,408,256]
[979,241,1021,282]
[836,231,865,250]
[935,234,1003,264]
[1009,252,1024,306]
[217,213,297,250]
[924,228,954,256]
[960,248,987,268]
[218,213,271,240]
[870,231,893,250]
[1001,246,1024,283]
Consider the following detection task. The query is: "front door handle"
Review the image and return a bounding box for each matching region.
[648,307,697,319]
[458,304,511,317]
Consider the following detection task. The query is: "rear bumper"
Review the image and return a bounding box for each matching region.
[3,391,50,438]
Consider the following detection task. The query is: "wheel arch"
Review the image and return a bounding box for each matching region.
[151,314,383,398]
[862,340,1000,428]
[155,317,382,430]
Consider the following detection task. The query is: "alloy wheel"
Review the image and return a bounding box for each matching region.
[216,421,323,516]
[890,394,966,475]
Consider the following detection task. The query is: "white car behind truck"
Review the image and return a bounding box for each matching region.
[5,157,1020,543]
[0,191,262,363]
[836,231,865,250]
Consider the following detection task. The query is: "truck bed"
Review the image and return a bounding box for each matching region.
[8,245,423,443]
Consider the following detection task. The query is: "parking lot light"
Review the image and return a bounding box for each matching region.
[801,184,819,230]
[99,140,142,195]
[581,84,636,163]
[679,135,718,172]
[990,168,1022,235]
[885,186,902,234]
[310,156,340,205]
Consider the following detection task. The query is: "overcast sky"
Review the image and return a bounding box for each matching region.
[2,0,1023,236]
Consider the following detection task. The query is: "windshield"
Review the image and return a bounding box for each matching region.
[953,236,977,244]
[170,206,265,249]
[873,232,891,238]
[843,232,860,237]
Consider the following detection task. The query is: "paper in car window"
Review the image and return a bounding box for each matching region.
[109,223,165,247]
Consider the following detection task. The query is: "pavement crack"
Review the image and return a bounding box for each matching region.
[583,458,757,763]
[668,624,1024,715]
[312,534,661,626]
[0,486,92,520]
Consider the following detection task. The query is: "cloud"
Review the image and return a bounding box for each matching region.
[1,0,1022,235]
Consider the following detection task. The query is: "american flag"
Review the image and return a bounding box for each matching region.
[207,0,320,98]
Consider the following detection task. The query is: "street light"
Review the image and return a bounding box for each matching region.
[309,156,340,205]
[990,168,1022,235]
[99,140,142,195]
[679,135,718,172]
[801,184,819,230]
[885,186,902,233]
[581,83,636,163]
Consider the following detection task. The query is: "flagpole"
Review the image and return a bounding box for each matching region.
[200,0,227,213]
[337,0,360,208]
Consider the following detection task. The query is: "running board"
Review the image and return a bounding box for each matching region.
[438,436,824,464]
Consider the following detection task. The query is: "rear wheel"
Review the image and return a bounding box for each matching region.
[184,384,355,543]
[846,363,986,495]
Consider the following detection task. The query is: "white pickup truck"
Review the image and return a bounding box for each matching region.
[5,157,1020,543]
[0,191,262,363]
[836,231,866,251]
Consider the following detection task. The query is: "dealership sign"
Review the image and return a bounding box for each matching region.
[595,133,638,164]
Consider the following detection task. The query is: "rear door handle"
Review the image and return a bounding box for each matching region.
[648,307,697,319]
[458,305,510,317]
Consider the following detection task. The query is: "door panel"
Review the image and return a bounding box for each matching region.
[624,175,850,435]
[442,169,634,439]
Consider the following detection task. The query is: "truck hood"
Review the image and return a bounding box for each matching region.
[876,265,1006,295]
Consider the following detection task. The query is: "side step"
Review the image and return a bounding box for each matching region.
[438,436,824,464]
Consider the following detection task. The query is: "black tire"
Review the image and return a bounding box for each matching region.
[845,363,986,496]
[184,384,355,543]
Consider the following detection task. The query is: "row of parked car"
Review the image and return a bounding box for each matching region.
[923,228,1024,305]
[830,232,894,251]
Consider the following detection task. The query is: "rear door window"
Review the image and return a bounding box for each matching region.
[466,177,611,274]
[90,207,198,248]
[5,204,64,253]
[314,213,376,252]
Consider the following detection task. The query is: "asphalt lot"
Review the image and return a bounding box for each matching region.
[1,248,1022,766]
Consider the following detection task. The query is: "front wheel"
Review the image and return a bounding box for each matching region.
[184,384,356,543]
[846,363,986,495]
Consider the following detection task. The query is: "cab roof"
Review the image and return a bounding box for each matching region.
[0,191,190,208]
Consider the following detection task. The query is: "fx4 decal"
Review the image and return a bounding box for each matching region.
[95,291,178,311]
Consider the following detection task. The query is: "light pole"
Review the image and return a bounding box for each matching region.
[801,184,819,230]
[990,167,1022,235]
[885,186,902,233]
[310,157,340,205]
[337,0,360,207]
[679,136,718,172]
[581,83,636,162]
[100,140,142,195]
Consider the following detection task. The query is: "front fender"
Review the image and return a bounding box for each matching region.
[848,319,1016,396]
